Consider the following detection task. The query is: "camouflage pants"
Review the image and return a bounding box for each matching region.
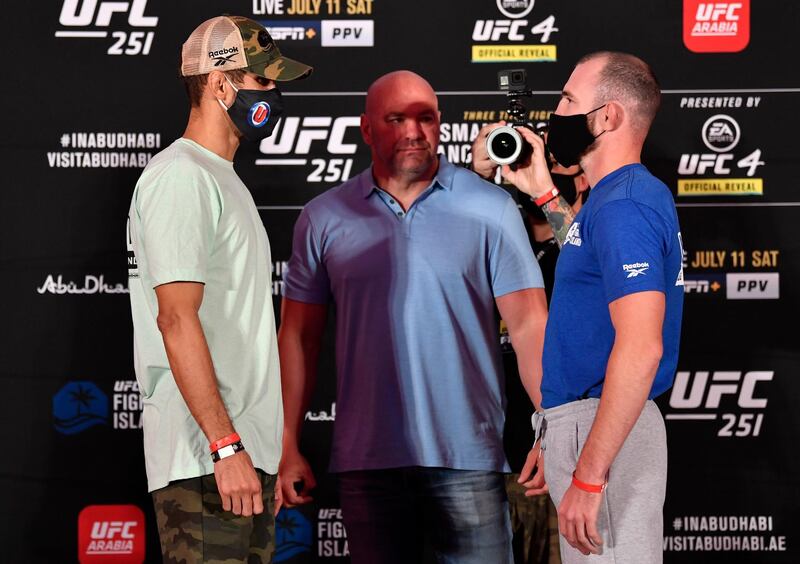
[506,474,562,564]
[152,471,276,564]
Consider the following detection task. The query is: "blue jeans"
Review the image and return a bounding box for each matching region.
[338,467,513,564]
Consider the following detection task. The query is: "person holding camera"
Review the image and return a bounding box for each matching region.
[473,122,591,299]
[472,128,589,563]
[277,70,549,564]
[499,52,684,563]
[471,69,589,563]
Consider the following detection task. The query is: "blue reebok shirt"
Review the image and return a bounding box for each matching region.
[541,164,684,409]
[284,156,544,473]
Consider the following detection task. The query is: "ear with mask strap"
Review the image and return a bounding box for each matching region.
[217,74,285,142]
[546,104,607,167]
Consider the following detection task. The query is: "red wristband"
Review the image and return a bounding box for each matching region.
[209,432,240,453]
[534,187,560,207]
[572,471,607,494]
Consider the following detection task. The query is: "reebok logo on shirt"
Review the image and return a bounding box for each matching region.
[623,262,650,278]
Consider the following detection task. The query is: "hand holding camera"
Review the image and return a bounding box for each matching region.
[500,126,556,201]
[471,121,507,180]
[479,69,556,199]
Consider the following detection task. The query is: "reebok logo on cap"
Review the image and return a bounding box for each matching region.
[208,46,240,66]
[181,15,313,81]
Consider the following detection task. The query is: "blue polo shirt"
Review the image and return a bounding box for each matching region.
[284,156,543,473]
[541,163,684,409]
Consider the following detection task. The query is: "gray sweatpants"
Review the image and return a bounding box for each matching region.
[542,398,667,564]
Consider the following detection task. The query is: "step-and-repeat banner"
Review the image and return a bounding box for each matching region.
[2,1,798,562]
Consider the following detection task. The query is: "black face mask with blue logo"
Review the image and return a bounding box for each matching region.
[219,76,284,142]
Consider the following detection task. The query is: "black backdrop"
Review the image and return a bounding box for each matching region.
[1,1,798,562]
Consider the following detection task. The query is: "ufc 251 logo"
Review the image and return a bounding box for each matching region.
[57,0,158,56]
[666,370,772,437]
[257,116,361,183]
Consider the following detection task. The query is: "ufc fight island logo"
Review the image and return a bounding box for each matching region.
[683,1,750,53]
[56,0,158,56]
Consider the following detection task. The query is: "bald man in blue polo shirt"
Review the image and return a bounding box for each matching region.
[277,70,548,564]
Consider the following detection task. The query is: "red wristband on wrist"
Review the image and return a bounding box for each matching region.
[572,471,607,494]
[534,187,560,207]
[209,432,240,453]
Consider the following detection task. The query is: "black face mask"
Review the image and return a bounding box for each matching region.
[517,171,583,221]
[546,105,606,167]
[219,77,284,142]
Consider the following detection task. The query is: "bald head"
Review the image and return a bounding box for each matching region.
[361,70,440,182]
[365,71,438,118]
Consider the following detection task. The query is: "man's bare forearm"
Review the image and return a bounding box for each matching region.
[576,293,665,482]
[496,289,548,412]
[277,299,327,451]
[574,338,661,483]
[511,323,545,412]
[542,195,577,248]
[278,328,320,451]
[159,312,234,442]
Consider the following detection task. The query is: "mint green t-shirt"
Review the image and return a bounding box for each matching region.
[127,138,282,492]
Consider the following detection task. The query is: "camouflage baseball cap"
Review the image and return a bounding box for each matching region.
[181,15,313,81]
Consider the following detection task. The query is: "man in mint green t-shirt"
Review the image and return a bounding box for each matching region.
[126,15,311,563]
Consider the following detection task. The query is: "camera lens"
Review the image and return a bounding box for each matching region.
[486,126,523,165]
[492,132,518,159]
[512,71,524,83]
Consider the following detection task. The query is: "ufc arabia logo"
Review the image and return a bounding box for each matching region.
[91,521,137,541]
[57,0,158,56]
[78,505,145,562]
[683,0,750,53]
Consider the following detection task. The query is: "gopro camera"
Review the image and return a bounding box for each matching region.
[486,69,543,166]
[498,69,528,92]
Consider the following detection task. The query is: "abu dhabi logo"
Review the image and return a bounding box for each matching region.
[275,508,313,562]
[37,274,129,295]
[623,262,650,278]
[53,381,109,435]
